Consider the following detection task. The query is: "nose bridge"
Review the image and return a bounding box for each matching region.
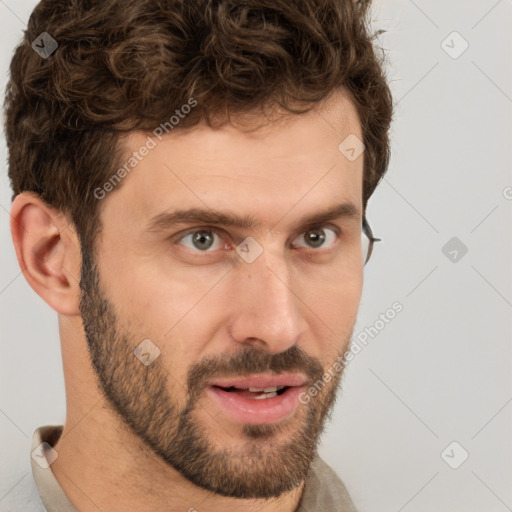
[229,242,308,352]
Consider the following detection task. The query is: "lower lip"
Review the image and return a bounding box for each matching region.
[206,386,306,425]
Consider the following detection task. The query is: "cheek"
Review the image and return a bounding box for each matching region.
[305,268,363,353]
[99,247,207,335]
[119,274,226,377]
[307,263,363,314]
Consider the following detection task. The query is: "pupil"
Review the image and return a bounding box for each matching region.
[193,230,213,250]
[307,228,325,248]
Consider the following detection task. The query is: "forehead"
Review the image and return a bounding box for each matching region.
[101,90,364,233]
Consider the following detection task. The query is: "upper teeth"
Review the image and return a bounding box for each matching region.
[248,386,285,393]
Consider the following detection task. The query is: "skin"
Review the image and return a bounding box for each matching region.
[10,88,364,512]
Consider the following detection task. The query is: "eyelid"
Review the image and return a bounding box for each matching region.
[299,222,341,235]
[173,226,228,243]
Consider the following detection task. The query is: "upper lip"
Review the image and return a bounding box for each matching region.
[208,373,307,390]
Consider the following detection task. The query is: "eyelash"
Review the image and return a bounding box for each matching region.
[174,224,341,255]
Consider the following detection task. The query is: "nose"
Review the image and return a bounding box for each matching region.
[228,245,309,354]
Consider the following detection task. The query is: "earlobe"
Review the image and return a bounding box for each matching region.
[10,192,82,316]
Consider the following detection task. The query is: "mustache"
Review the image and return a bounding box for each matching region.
[186,344,325,401]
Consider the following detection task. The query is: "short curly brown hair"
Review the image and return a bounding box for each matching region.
[4,0,393,252]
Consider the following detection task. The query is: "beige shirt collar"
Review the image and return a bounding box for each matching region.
[30,425,78,512]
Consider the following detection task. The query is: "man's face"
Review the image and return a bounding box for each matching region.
[79,92,365,499]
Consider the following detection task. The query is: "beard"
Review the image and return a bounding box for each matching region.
[78,244,350,499]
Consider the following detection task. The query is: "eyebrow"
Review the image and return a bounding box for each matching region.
[146,201,361,233]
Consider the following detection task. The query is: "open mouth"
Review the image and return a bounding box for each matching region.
[212,385,290,400]
[206,377,306,424]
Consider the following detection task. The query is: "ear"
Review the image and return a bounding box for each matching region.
[10,192,82,316]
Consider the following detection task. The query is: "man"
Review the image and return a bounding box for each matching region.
[4,0,392,510]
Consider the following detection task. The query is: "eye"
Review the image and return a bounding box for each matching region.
[292,226,339,250]
[177,229,224,252]
[175,225,340,254]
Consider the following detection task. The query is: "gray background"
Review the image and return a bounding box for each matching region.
[1,1,511,511]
